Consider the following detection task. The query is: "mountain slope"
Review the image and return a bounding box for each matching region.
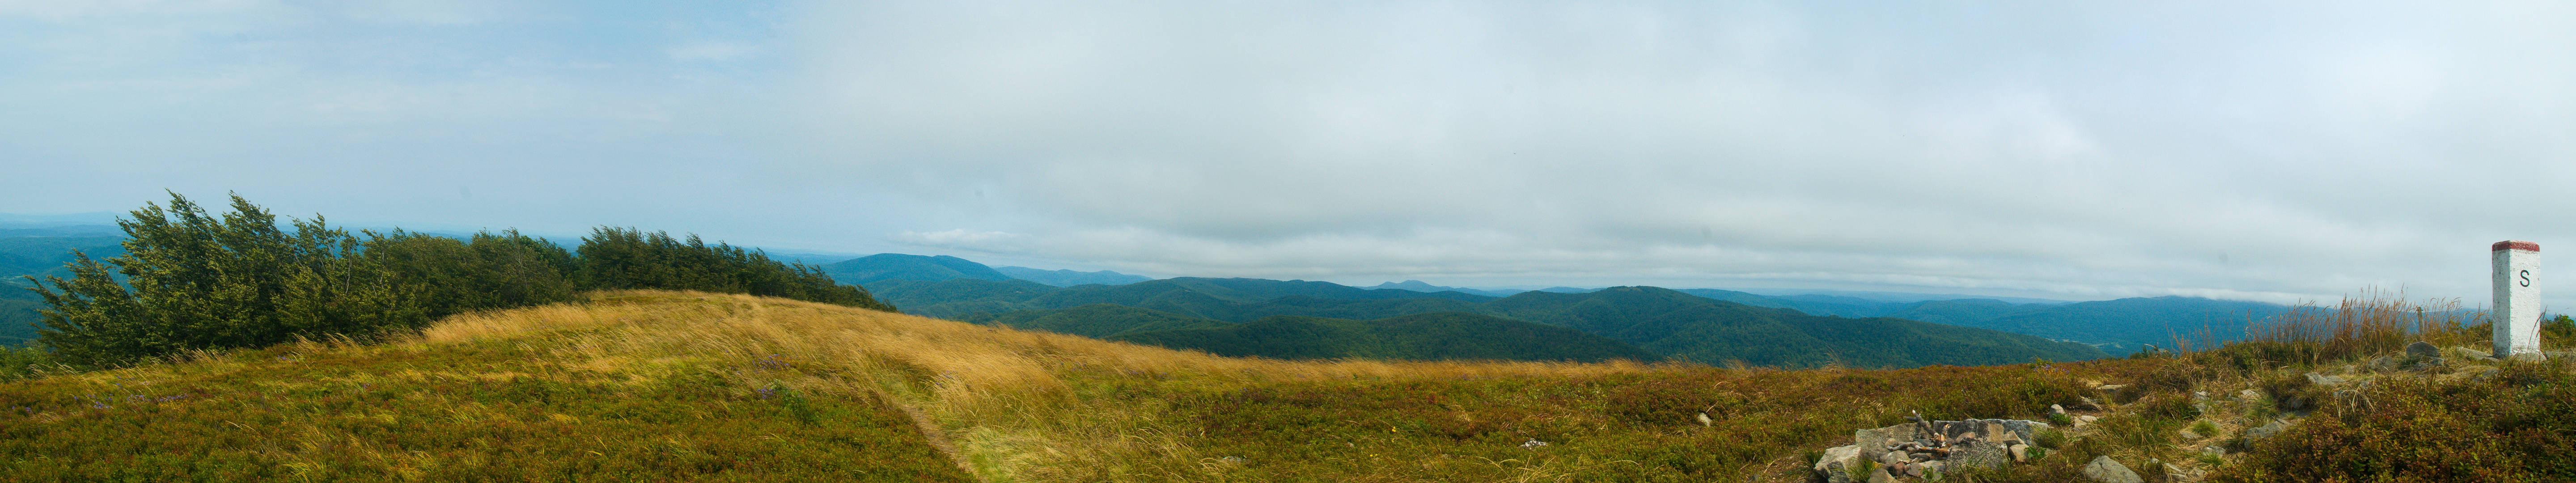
[991,266,1153,287]
[823,253,1014,285]
[1487,287,2107,367]
[1109,312,1658,363]
[1963,296,2291,352]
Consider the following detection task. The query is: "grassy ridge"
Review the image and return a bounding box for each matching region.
[9,290,2563,481]
[0,297,968,482]
[0,291,2140,481]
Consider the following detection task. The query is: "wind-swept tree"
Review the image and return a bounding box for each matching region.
[27,192,417,364]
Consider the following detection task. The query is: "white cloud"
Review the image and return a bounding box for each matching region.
[12,1,2576,307]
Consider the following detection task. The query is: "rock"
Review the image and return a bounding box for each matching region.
[1813,445,1866,483]
[2164,463,2202,483]
[1904,462,1925,478]
[2008,443,2029,462]
[2191,391,2209,402]
[1987,422,2016,444]
[1854,424,1913,448]
[1920,461,1945,476]
[2097,384,2127,392]
[2082,456,2145,483]
[2244,419,2290,441]
[2079,415,2099,423]
[2453,347,2492,360]
[2051,404,2069,417]
[2408,356,2447,371]
[2178,427,2203,439]
[2368,356,2400,373]
[2076,396,2106,410]
[1867,466,1896,483]
[2407,341,2440,358]
[2238,389,2263,401]
[2199,446,2226,457]
[1951,441,2010,470]
[2305,373,2347,386]
[1880,450,1909,466]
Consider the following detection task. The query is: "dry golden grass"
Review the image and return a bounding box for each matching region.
[414,290,1677,481]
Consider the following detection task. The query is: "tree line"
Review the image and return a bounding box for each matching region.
[22,192,894,365]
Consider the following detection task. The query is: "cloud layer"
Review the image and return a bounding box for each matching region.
[7,1,2576,305]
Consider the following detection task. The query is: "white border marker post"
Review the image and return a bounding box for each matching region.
[2492,240,2544,360]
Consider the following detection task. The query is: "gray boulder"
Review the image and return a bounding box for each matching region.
[1949,440,2010,470]
[2244,419,2290,441]
[2082,455,2144,483]
[1813,444,1866,483]
[2407,341,2439,358]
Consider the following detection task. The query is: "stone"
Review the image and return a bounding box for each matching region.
[2008,443,2029,462]
[2082,455,2145,483]
[2368,356,2400,373]
[2200,446,2227,457]
[1920,461,1945,475]
[2454,347,2492,360]
[1867,466,1896,483]
[2407,341,2440,358]
[2051,404,2069,417]
[2244,419,2290,441]
[1881,450,1909,466]
[2165,463,2203,483]
[1987,422,2016,444]
[2491,241,2543,360]
[2077,396,2106,410]
[1854,424,1913,449]
[1904,462,1925,478]
[1813,445,1866,483]
[2178,427,2203,440]
[2079,415,2099,423]
[2097,384,2127,392]
[2191,391,2210,402]
[2305,373,2347,386]
[2405,356,2447,371]
[1951,441,2010,470]
[2238,389,2263,401]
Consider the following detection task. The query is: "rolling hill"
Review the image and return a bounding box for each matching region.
[822,253,1014,285]
[991,266,1153,287]
[1109,312,1658,362]
[918,278,2107,368]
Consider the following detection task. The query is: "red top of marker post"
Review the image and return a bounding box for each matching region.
[2495,241,2540,252]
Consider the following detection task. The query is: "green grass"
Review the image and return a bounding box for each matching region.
[0,331,968,482]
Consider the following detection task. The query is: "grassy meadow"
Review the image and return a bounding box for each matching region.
[3,290,2572,482]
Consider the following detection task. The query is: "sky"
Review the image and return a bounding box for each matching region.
[5,1,2576,306]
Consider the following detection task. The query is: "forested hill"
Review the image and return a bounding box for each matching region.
[906,278,2106,367]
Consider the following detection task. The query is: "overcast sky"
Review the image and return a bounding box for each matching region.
[6,1,2575,305]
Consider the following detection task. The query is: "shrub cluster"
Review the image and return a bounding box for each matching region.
[21,192,893,365]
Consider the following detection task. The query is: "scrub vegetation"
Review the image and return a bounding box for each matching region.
[6,196,2573,482]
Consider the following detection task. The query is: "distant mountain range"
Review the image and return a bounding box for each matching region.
[866,276,2106,367]
[0,223,2296,362]
[991,266,1154,287]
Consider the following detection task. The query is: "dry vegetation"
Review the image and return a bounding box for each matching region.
[8,289,2572,482]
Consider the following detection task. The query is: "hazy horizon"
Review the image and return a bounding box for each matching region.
[8,2,2576,308]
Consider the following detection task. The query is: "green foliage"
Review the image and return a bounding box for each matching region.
[27,193,425,365]
[578,227,890,311]
[362,229,580,319]
[21,193,895,365]
[2545,314,2576,347]
[2208,363,2576,483]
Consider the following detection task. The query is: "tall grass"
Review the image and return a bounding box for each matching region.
[2179,289,2483,370]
